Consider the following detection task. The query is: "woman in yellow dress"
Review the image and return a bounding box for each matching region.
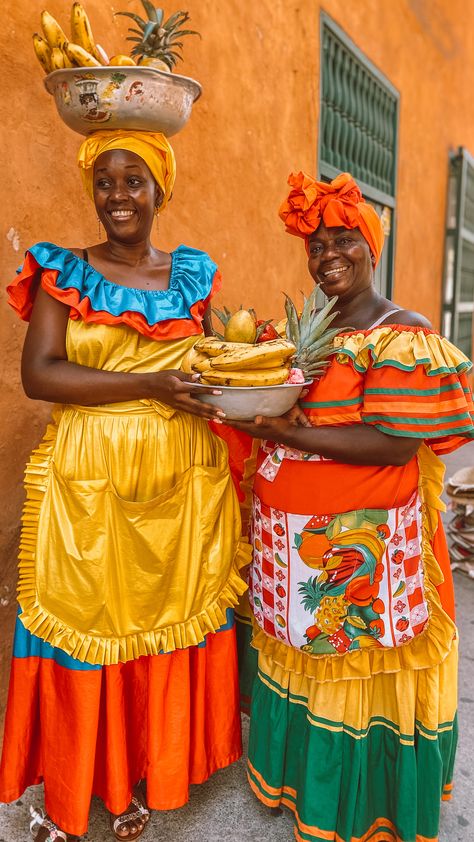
[0,130,249,841]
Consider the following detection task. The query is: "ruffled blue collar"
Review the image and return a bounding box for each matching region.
[25,242,217,325]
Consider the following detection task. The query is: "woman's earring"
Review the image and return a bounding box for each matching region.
[154,199,162,232]
[97,217,102,239]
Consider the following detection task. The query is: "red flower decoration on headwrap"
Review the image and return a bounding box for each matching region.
[279,171,385,265]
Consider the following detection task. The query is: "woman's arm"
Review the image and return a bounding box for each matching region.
[226,415,421,466]
[21,287,223,418]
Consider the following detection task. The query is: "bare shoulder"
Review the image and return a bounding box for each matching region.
[391,309,432,328]
[67,247,85,258]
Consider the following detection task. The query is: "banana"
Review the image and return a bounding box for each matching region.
[209,339,296,371]
[50,46,65,70]
[71,2,100,62]
[95,43,110,66]
[60,45,74,67]
[65,42,101,67]
[194,337,254,357]
[273,318,287,338]
[201,366,290,388]
[180,346,208,374]
[32,33,53,73]
[192,357,214,373]
[194,338,296,376]
[211,354,292,371]
[40,10,68,50]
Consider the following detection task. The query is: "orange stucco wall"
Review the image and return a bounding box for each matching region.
[1,0,474,708]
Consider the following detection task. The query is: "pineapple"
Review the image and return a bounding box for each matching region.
[284,290,341,380]
[115,1,200,71]
[210,295,341,379]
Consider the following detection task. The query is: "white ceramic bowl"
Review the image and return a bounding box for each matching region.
[190,381,311,421]
[43,66,201,136]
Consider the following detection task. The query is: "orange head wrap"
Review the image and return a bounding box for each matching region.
[279,171,385,265]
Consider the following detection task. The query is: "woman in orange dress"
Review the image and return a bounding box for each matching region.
[231,172,474,842]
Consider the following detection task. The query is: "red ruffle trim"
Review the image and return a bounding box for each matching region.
[7,253,222,341]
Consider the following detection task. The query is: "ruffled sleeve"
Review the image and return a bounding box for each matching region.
[6,242,221,341]
[335,325,474,454]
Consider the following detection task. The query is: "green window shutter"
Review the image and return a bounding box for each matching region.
[320,17,398,198]
[319,14,399,300]
[442,148,474,358]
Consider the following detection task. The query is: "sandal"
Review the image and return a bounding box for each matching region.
[29,806,67,841]
[110,792,150,841]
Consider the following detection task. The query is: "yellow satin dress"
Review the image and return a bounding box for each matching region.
[18,320,249,664]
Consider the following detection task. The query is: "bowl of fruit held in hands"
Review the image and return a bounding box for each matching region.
[182,292,341,421]
[34,2,201,136]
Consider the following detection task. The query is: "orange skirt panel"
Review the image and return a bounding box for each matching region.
[0,625,241,836]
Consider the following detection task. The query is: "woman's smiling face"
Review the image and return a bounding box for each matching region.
[93,148,161,243]
[307,224,374,300]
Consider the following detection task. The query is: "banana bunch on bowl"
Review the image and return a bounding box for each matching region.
[182,334,308,422]
[181,296,341,420]
[183,293,341,386]
[33,3,109,73]
[183,336,297,387]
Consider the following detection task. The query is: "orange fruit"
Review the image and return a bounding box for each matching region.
[109,54,136,66]
[139,57,171,71]
[298,532,331,568]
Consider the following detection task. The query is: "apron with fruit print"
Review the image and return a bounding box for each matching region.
[244,325,474,842]
[249,491,428,655]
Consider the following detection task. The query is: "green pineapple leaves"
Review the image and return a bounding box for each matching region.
[284,295,300,348]
[141,0,164,23]
[300,293,339,349]
[284,292,342,380]
[298,576,324,613]
[209,306,231,340]
[211,306,233,327]
[143,20,158,40]
[297,286,318,349]
[115,11,149,27]
[115,4,200,66]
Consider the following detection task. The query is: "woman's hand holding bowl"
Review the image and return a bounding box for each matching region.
[225,412,297,440]
[225,392,311,438]
[151,370,225,421]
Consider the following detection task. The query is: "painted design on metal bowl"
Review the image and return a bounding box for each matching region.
[102,73,127,101]
[74,75,111,123]
[59,82,72,107]
[125,81,145,103]
[44,67,202,137]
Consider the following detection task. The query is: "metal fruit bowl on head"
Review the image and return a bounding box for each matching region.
[190,381,311,421]
[43,66,202,137]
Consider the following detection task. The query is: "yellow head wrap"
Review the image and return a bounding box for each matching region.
[77,129,176,212]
